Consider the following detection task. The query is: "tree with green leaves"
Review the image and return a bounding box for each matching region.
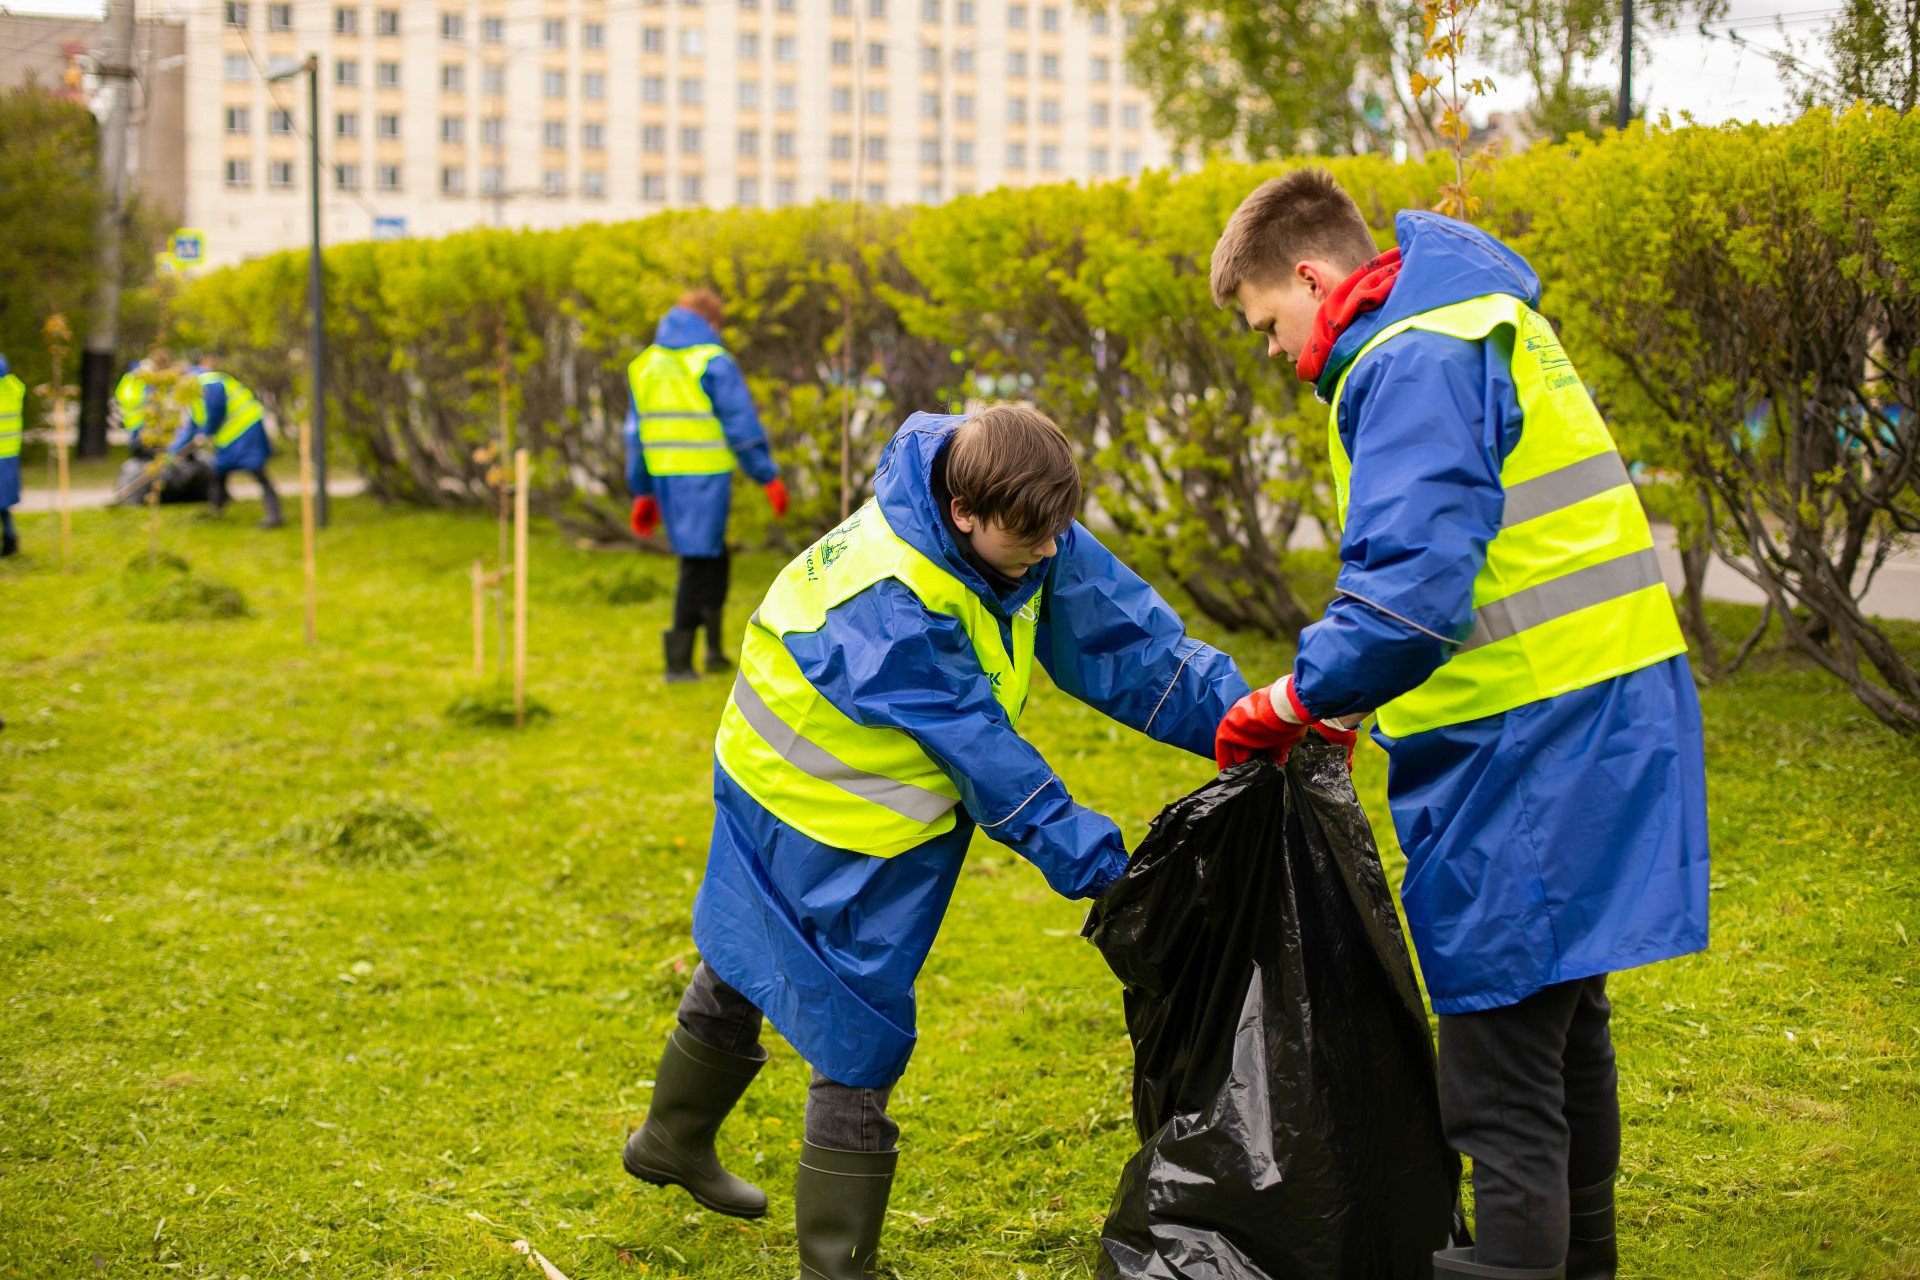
[1773,0,1919,112]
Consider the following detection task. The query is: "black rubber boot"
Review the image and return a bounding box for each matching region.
[699,605,731,672]
[662,629,700,683]
[1433,1249,1565,1278]
[621,1027,768,1218]
[796,1143,898,1279]
[0,530,17,558]
[1567,1176,1617,1279]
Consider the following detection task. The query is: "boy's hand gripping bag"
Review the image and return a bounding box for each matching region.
[1084,745,1458,1279]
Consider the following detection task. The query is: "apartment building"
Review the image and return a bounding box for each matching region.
[185,0,1172,267]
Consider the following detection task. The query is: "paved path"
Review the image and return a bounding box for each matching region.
[15,474,365,514]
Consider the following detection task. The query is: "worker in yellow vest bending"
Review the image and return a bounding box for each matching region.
[0,354,23,557]
[168,361,282,529]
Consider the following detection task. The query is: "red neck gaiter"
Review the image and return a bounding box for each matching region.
[1294,248,1403,384]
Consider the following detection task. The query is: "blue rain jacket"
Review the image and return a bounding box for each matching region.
[623,307,779,559]
[0,355,18,509]
[169,368,271,473]
[1291,211,1710,1016]
[691,413,1249,1086]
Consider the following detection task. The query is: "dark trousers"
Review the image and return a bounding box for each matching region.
[1,507,15,543]
[677,961,899,1152]
[211,467,282,522]
[1438,975,1620,1270]
[672,552,730,633]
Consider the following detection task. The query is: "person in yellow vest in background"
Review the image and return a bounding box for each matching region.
[0,354,23,558]
[623,289,789,682]
[1209,170,1709,1280]
[168,358,282,529]
[114,358,154,455]
[619,406,1248,1278]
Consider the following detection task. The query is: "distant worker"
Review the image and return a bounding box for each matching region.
[0,354,22,557]
[624,288,788,682]
[114,358,154,454]
[171,360,282,529]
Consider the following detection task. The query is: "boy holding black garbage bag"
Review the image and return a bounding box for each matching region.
[621,405,1248,1278]
[1211,169,1710,1279]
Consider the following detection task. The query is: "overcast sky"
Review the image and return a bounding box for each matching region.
[6,0,1835,126]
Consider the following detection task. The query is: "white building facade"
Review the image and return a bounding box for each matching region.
[183,0,1173,266]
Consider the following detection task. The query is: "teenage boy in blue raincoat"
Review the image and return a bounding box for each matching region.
[622,405,1248,1279]
[1210,170,1709,1280]
[170,360,283,529]
[623,289,788,682]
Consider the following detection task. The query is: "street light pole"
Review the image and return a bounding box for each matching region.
[272,53,327,526]
[1617,0,1634,130]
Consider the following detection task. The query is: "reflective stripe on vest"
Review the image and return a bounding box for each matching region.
[627,343,732,476]
[1328,293,1686,737]
[115,373,150,434]
[193,373,264,448]
[713,500,1037,857]
[0,375,23,460]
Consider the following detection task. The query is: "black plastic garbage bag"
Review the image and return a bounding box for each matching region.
[1084,744,1458,1280]
[112,454,212,506]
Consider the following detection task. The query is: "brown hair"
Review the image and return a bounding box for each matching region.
[1208,169,1379,308]
[947,403,1082,542]
[676,288,725,329]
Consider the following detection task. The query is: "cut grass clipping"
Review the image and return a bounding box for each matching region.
[445,683,553,727]
[111,551,250,622]
[275,791,459,868]
[586,561,662,605]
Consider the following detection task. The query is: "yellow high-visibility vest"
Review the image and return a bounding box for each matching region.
[714,500,1038,857]
[0,374,23,461]
[627,343,734,476]
[1328,294,1686,737]
[115,372,151,437]
[191,372,264,448]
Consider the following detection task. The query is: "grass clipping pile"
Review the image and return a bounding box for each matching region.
[108,552,250,622]
[275,792,460,869]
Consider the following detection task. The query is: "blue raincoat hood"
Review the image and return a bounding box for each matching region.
[654,305,723,349]
[869,412,1051,619]
[1316,211,1542,401]
[0,355,11,378]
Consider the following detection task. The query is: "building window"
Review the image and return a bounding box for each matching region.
[956,0,973,21]
[583,122,605,149]
[479,116,502,144]
[543,69,564,97]
[953,46,973,72]
[869,0,885,15]
[920,43,938,71]
[1007,3,1025,26]
[378,60,401,87]
[269,108,294,135]
[1008,51,1026,75]
[775,177,795,204]
[920,91,938,118]
[868,41,885,67]
[831,39,851,64]
[1121,147,1140,174]
[335,58,360,85]
[483,16,504,43]
[775,81,796,109]
[955,138,973,164]
[739,81,760,108]
[1041,52,1058,78]
[680,28,705,56]
[643,75,665,102]
[225,106,251,134]
[269,159,295,188]
[919,137,939,164]
[774,35,796,61]
[271,5,294,32]
[377,163,401,190]
[1006,141,1026,166]
[438,64,463,91]
[441,166,465,194]
[831,181,851,199]
[681,174,702,203]
[583,170,606,197]
[543,120,566,148]
[543,170,566,195]
[1090,8,1107,34]
[919,182,940,202]
[440,115,463,143]
[832,86,851,114]
[1090,56,1109,81]
[223,53,249,81]
[867,88,886,116]
[867,181,884,202]
[1089,145,1108,172]
[1007,97,1026,124]
[739,177,758,204]
[379,112,402,138]
[1040,98,1059,124]
[774,130,795,156]
[955,92,974,119]
[680,78,703,105]
[225,2,250,28]
[336,111,359,137]
[543,18,564,47]
[441,12,464,41]
[743,0,759,9]
[644,173,666,200]
[1040,143,1058,169]
[644,26,665,53]
[739,33,759,59]
[376,8,399,34]
[1090,100,1108,127]
[831,134,851,159]
[1042,5,1059,29]
[738,128,759,156]
[922,0,939,17]
[583,21,605,49]
[583,72,605,100]
[643,123,665,151]
[482,64,505,94]
[333,162,359,189]
[680,125,702,152]
[480,164,503,193]
[833,0,850,13]
[1121,102,1141,129]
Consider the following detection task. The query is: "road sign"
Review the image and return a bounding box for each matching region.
[157,228,205,273]
[373,216,407,241]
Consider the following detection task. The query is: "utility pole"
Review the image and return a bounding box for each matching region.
[1617,0,1634,130]
[270,54,328,526]
[79,0,137,460]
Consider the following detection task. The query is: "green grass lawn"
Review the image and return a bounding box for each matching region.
[2,496,1917,1279]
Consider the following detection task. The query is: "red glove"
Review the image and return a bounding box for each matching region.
[1215,678,1310,771]
[1311,720,1361,771]
[629,495,659,539]
[764,477,790,518]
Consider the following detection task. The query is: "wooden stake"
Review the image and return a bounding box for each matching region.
[497,323,511,684]
[513,447,529,728]
[471,557,486,679]
[56,397,72,567]
[299,416,317,646]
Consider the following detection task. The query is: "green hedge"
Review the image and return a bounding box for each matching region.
[171,110,1920,656]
